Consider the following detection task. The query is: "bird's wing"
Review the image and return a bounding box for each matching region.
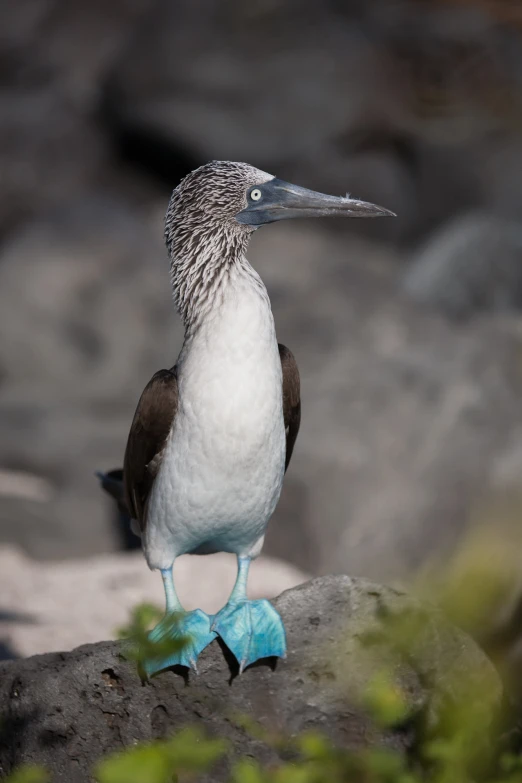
[279,343,301,471]
[123,368,179,532]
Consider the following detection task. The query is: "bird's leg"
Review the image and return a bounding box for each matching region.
[211,557,287,673]
[161,566,182,612]
[143,564,216,677]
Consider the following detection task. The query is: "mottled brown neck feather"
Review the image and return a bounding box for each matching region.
[167,217,250,333]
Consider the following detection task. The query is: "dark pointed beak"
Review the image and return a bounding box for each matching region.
[235,178,396,226]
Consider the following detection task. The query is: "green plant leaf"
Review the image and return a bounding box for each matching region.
[3,766,50,783]
[231,759,266,783]
[363,671,410,728]
[165,726,228,770]
[95,744,173,783]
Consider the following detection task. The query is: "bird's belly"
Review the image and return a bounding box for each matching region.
[144,350,286,567]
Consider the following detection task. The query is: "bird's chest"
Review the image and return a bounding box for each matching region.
[175,293,284,468]
[152,288,286,536]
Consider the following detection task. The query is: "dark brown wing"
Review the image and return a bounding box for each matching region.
[123,368,179,532]
[279,343,301,471]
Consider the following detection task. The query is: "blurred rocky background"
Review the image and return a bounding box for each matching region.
[2,0,522,659]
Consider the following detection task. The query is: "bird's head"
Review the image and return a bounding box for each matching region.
[165,161,395,329]
[165,160,395,251]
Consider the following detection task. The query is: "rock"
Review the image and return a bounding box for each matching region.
[402,211,522,317]
[0,196,175,402]
[483,138,522,221]
[104,0,397,167]
[0,0,155,236]
[0,546,307,659]
[0,576,502,782]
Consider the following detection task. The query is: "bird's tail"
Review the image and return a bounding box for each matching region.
[95,468,125,508]
[95,468,141,549]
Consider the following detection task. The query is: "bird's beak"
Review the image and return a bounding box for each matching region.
[235,178,396,226]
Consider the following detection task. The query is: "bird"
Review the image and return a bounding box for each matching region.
[97,161,395,676]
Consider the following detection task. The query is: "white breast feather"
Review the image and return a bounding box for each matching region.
[144,273,286,570]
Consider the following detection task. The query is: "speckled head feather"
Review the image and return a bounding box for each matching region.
[165,161,273,331]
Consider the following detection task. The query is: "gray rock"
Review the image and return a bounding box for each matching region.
[0,0,154,235]
[105,0,397,166]
[483,139,522,221]
[403,212,522,317]
[0,576,502,782]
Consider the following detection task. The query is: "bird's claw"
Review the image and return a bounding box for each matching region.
[211,599,286,672]
[142,608,216,677]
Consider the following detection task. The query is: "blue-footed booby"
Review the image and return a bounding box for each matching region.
[98,161,394,676]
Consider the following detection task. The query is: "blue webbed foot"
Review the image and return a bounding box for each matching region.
[142,609,216,677]
[211,599,287,673]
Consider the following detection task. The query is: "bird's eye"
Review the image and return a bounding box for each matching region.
[250,188,262,202]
